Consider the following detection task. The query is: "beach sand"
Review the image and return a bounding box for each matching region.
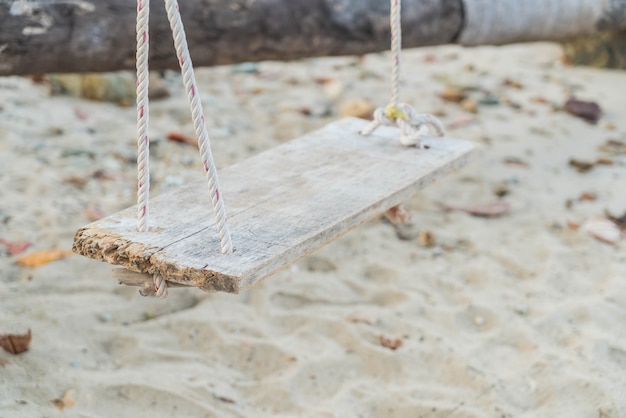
[1,43,625,417]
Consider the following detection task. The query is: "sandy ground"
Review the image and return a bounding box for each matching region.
[1,43,625,417]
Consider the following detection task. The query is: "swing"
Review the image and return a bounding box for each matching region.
[72,0,477,297]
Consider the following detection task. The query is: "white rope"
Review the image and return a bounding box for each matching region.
[360,0,445,147]
[153,275,169,299]
[164,0,233,255]
[389,0,401,108]
[136,0,150,232]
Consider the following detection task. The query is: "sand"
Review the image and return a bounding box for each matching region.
[1,43,625,417]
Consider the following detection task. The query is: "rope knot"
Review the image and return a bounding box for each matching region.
[384,104,408,121]
[361,103,446,148]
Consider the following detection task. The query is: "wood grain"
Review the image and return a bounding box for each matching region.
[73,118,477,293]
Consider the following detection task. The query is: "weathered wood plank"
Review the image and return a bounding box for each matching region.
[73,118,477,293]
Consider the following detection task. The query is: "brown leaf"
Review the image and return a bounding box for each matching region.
[0,330,31,354]
[52,399,65,410]
[312,76,335,85]
[52,390,77,410]
[579,192,597,201]
[503,157,529,167]
[379,335,403,351]
[530,96,549,104]
[440,201,511,218]
[91,169,118,180]
[439,86,466,103]
[418,230,436,247]
[167,132,199,149]
[596,157,614,166]
[63,175,88,189]
[567,221,580,230]
[600,139,626,155]
[502,78,524,89]
[564,98,602,124]
[459,98,478,114]
[338,99,375,120]
[0,358,8,367]
[384,205,412,225]
[569,159,595,173]
[83,206,106,221]
[17,249,73,267]
[493,183,510,198]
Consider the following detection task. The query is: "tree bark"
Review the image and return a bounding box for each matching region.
[0,0,463,76]
[1,0,626,76]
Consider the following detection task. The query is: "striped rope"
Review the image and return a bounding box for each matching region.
[136,0,150,232]
[164,0,233,255]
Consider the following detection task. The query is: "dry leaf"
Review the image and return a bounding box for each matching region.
[338,98,375,120]
[52,399,65,410]
[313,76,335,85]
[52,389,77,410]
[581,217,622,245]
[579,192,597,201]
[0,239,32,256]
[418,230,436,247]
[564,98,602,124]
[83,206,106,221]
[567,221,580,230]
[569,159,595,173]
[17,250,73,267]
[439,86,466,103]
[379,335,403,351]
[441,201,511,218]
[384,204,412,225]
[596,157,614,165]
[493,183,510,198]
[503,157,529,167]
[0,330,31,354]
[599,139,626,155]
[167,132,199,149]
[62,175,88,189]
[91,169,117,180]
[530,96,549,104]
[459,98,478,113]
[502,78,524,89]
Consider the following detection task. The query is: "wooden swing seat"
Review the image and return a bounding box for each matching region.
[72,117,477,293]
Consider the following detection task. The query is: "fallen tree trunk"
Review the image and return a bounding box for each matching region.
[0,0,625,76]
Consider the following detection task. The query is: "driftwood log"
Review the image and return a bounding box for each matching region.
[1,0,626,76]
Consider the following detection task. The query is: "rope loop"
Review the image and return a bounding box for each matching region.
[362,103,445,147]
